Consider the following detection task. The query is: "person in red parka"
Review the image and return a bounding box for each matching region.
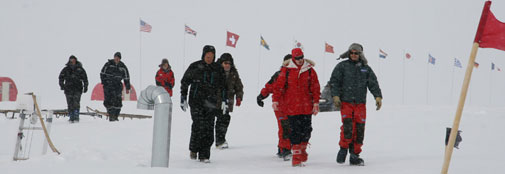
[272,48,321,167]
[155,58,175,96]
[257,54,293,161]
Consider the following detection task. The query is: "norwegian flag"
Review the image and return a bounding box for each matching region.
[226,31,240,48]
[185,25,197,36]
[379,49,388,59]
[140,19,152,33]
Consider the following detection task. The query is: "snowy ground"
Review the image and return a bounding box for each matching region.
[1,102,505,174]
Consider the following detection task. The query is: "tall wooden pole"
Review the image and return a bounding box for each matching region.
[441,42,479,174]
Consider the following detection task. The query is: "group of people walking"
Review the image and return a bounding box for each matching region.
[57,42,382,167]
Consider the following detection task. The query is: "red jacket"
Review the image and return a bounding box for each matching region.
[155,68,175,96]
[260,70,287,115]
[273,59,320,116]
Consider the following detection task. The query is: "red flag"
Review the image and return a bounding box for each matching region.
[406,53,412,59]
[474,1,505,51]
[226,31,240,48]
[325,43,334,53]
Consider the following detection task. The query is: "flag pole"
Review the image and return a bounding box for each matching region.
[450,59,455,103]
[489,62,493,105]
[182,24,186,72]
[402,49,406,104]
[441,42,479,174]
[426,57,429,105]
[139,18,143,90]
[257,35,261,92]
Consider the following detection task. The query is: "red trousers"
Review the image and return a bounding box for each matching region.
[275,111,291,150]
[339,102,366,155]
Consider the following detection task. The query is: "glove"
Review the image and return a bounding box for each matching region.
[236,98,242,107]
[333,96,341,109]
[313,104,320,116]
[83,86,88,93]
[221,101,228,114]
[256,94,264,107]
[181,96,188,112]
[272,102,279,111]
[60,86,64,90]
[125,89,129,94]
[376,97,382,110]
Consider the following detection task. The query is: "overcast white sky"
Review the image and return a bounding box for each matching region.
[1,0,505,109]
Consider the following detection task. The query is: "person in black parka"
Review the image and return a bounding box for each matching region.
[180,45,225,163]
[59,55,88,123]
[100,52,131,122]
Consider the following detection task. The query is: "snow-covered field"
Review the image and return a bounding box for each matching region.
[1,102,504,174]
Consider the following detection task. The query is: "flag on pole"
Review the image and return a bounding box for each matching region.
[379,49,388,59]
[492,62,495,70]
[140,19,152,33]
[474,1,505,51]
[406,53,412,59]
[226,31,240,48]
[294,40,304,50]
[260,36,270,50]
[454,58,463,68]
[185,25,197,36]
[474,62,480,68]
[428,54,436,65]
[325,43,334,53]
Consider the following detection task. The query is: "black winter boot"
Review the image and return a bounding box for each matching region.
[336,147,348,164]
[276,147,282,158]
[280,148,292,161]
[349,153,364,166]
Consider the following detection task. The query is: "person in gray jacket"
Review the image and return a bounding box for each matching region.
[329,43,382,166]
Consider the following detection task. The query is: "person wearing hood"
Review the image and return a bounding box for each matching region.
[214,53,244,149]
[59,55,88,123]
[155,58,175,96]
[257,54,293,161]
[180,45,225,163]
[330,43,382,166]
[272,48,321,167]
[100,52,131,122]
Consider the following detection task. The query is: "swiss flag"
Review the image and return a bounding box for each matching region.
[325,43,334,53]
[226,31,240,48]
[474,1,505,51]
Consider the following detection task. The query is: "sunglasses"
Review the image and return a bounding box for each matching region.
[350,51,361,55]
[294,55,304,60]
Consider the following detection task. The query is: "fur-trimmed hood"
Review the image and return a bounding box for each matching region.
[282,58,315,77]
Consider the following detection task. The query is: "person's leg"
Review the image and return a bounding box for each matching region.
[189,107,203,159]
[65,94,75,121]
[215,111,231,147]
[300,114,312,162]
[337,102,354,163]
[198,107,216,161]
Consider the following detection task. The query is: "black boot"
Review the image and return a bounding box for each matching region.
[349,153,364,166]
[281,148,292,161]
[276,147,282,158]
[336,147,348,164]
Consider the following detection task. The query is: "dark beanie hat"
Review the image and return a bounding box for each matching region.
[283,54,292,61]
[159,58,169,67]
[218,53,234,65]
[201,45,216,60]
[114,52,121,59]
[69,55,77,60]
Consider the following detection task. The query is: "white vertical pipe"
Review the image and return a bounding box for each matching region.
[137,85,172,168]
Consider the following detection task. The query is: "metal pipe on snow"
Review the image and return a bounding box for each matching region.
[137,85,172,168]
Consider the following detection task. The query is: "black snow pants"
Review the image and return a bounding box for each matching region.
[189,105,216,160]
[215,110,231,145]
[65,92,82,112]
[288,114,313,145]
[103,83,123,119]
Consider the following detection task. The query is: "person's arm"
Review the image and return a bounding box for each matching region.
[58,68,66,90]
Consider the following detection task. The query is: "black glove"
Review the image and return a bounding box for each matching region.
[60,86,64,90]
[165,82,173,89]
[83,86,88,93]
[257,94,264,107]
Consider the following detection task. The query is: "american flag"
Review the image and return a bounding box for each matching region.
[454,58,462,68]
[140,19,152,33]
[185,25,197,36]
[428,54,436,65]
